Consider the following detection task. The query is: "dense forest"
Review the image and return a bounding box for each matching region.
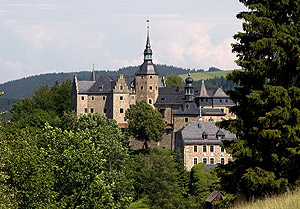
[0,82,219,208]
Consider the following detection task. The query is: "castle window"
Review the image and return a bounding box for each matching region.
[120,96,123,100]
[91,96,94,100]
[141,76,144,78]
[156,86,158,90]
[104,108,106,113]
[203,158,207,164]
[206,99,208,102]
[226,99,228,102]
[220,99,222,102]
[210,158,214,164]
[221,109,224,112]
[221,147,225,152]
[81,96,84,100]
[84,108,87,113]
[149,86,152,90]
[120,108,124,113]
[120,86,123,90]
[194,146,198,152]
[150,76,152,79]
[210,145,214,152]
[193,158,198,165]
[159,109,165,118]
[221,158,225,165]
[149,99,152,104]
[202,132,208,139]
[103,96,106,100]
[185,118,188,123]
[90,108,94,113]
[99,86,102,91]
[203,145,207,152]
[161,98,165,101]
[201,99,203,102]
[141,86,144,90]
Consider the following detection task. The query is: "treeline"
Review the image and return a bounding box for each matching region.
[0,81,219,208]
[0,65,226,117]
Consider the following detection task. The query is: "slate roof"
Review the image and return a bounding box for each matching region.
[173,101,200,115]
[77,75,135,94]
[201,108,226,116]
[213,87,229,98]
[204,164,218,172]
[155,87,185,105]
[135,60,159,75]
[177,121,235,145]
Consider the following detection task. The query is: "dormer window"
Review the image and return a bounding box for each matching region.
[202,132,208,139]
[161,98,165,101]
[120,86,123,90]
[216,130,225,139]
[99,86,103,91]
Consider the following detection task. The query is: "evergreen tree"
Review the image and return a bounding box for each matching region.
[216,0,300,200]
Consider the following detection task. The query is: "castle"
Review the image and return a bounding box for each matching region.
[71,25,236,160]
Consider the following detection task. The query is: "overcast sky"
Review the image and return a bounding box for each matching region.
[0,0,247,84]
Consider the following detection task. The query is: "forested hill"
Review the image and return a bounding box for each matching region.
[0,64,230,115]
[0,64,200,101]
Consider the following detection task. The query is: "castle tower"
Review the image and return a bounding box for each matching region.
[135,20,159,106]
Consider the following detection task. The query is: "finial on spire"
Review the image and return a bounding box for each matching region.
[188,69,191,77]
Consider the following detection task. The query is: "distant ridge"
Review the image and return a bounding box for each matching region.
[0,65,233,115]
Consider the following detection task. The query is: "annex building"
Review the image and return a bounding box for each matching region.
[71,26,237,167]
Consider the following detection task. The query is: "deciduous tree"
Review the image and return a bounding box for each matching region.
[125,100,166,149]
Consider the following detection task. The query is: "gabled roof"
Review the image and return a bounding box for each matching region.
[205,191,225,202]
[77,75,135,94]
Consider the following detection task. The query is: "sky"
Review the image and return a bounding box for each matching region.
[0,0,247,84]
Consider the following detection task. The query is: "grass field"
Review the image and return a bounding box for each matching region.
[179,70,234,81]
[232,188,300,209]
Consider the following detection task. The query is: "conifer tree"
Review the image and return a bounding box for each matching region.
[216,0,300,199]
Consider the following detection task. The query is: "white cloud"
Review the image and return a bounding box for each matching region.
[153,20,238,70]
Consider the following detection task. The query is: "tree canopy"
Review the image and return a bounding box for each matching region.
[165,74,185,87]
[125,100,166,149]
[216,0,300,201]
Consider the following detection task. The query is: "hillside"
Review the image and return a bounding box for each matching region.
[179,70,233,81]
[232,188,300,209]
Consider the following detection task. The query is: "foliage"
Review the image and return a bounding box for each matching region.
[190,163,219,207]
[1,113,132,208]
[129,148,189,209]
[193,76,236,90]
[216,0,300,200]
[125,101,166,149]
[165,74,185,87]
[208,67,221,72]
[10,80,71,120]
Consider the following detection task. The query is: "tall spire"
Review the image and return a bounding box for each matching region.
[135,19,158,75]
[90,63,96,81]
[199,80,209,97]
[144,19,152,61]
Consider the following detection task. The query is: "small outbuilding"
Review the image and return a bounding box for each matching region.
[205,191,225,209]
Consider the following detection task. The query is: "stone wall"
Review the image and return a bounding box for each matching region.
[112,75,130,123]
[184,144,231,171]
[135,75,158,107]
